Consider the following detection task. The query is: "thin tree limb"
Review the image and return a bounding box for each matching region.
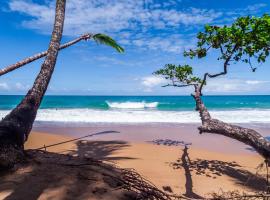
[199,44,238,94]
[162,84,196,88]
[0,33,92,77]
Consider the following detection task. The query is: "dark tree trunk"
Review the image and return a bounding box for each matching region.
[192,85,270,161]
[0,0,66,169]
[0,33,91,77]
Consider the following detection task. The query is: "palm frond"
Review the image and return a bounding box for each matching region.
[93,33,124,53]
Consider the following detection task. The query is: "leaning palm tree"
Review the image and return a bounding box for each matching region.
[0,33,124,76]
[0,0,124,168]
[0,0,66,169]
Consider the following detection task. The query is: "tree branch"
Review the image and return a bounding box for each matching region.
[191,85,270,161]
[199,44,238,94]
[162,84,197,88]
[0,33,92,77]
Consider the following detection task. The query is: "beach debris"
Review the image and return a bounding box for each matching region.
[163,186,173,193]
[2,149,177,200]
[210,190,270,200]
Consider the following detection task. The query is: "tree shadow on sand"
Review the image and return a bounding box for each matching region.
[0,138,142,200]
[151,139,267,197]
[68,140,136,162]
[171,147,267,192]
[150,139,202,198]
[179,146,203,199]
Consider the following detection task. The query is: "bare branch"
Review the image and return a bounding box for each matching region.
[0,33,92,77]
[220,45,224,55]
[248,57,258,72]
[199,44,238,94]
[162,83,197,88]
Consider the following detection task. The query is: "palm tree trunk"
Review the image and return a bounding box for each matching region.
[192,85,270,161]
[0,33,91,76]
[0,0,66,169]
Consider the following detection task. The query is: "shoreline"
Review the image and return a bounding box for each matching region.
[32,122,270,155]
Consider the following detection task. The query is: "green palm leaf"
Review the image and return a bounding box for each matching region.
[93,34,124,53]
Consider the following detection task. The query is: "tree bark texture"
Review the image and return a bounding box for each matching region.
[0,0,66,169]
[192,85,270,161]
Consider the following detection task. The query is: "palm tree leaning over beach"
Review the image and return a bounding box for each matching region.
[0,0,67,169]
[0,33,124,77]
[0,0,123,169]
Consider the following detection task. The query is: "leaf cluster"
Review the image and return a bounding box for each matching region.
[153,64,202,86]
[184,14,270,65]
[93,34,124,53]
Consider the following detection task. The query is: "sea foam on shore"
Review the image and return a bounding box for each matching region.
[1,96,270,124]
[1,108,270,124]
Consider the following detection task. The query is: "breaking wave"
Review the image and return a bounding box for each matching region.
[106,101,158,109]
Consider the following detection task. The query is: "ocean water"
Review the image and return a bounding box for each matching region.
[0,95,270,124]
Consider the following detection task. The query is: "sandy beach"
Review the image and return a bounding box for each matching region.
[1,1,270,199]
[23,123,267,198]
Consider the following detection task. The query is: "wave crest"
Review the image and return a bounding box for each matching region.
[106,101,158,109]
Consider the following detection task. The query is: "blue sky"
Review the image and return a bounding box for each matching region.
[0,0,270,95]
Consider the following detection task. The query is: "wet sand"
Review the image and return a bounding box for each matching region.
[32,123,270,155]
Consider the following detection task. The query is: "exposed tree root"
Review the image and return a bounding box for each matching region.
[24,150,176,200]
[210,190,270,200]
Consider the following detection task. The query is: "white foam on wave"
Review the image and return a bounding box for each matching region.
[106,101,158,109]
[1,109,270,123]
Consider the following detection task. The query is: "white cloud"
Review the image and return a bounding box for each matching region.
[9,1,265,35]
[8,1,267,53]
[9,0,222,35]
[131,34,196,53]
[218,3,267,25]
[141,76,167,88]
[0,82,9,90]
[8,0,222,53]
[160,8,222,26]
[246,3,267,12]
[204,78,270,93]
[245,80,269,85]
[143,87,153,92]
[15,82,30,91]
[0,82,31,93]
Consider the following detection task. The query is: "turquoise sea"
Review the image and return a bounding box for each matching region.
[0,95,270,123]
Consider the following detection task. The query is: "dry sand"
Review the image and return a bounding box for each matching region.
[22,128,266,198]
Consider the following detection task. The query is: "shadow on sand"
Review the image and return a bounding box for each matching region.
[151,139,202,198]
[171,146,267,193]
[69,140,135,161]
[180,146,203,199]
[0,136,137,200]
[150,138,267,197]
